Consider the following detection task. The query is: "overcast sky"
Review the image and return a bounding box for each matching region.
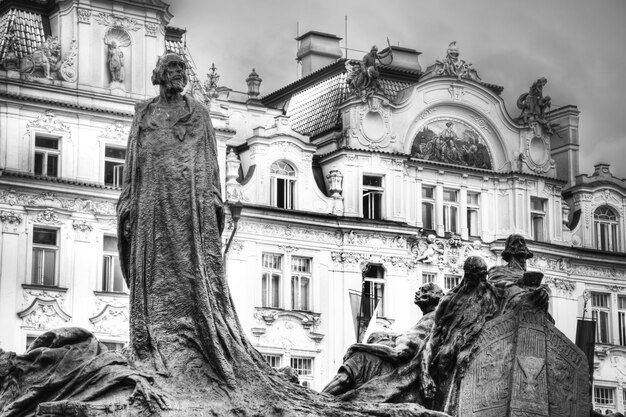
[169,1,626,180]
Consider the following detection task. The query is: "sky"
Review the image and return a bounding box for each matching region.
[169,0,626,180]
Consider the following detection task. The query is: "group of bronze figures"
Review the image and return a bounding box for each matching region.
[0,52,613,416]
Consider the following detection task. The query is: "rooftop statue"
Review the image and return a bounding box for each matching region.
[322,283,444,403]
[433,41,481,81]
[517,77,553,134]
[346,42,393,99]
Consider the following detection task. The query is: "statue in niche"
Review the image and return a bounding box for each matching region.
[346,41,393,99]
[517,77,553,134]
[104,28,131,83]
[323,282,444,403]
[433,41,481,81]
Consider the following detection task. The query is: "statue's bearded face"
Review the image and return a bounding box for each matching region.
[164,61,186,92]
[507,236,529,258]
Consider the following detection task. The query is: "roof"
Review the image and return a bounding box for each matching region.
[0,6,46,61]
[264,58,419,138]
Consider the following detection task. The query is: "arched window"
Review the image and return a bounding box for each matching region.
[270,161,296,209]
[594,206,619,251]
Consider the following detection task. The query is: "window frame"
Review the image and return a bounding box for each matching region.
[270,160,296,210]
[290,356,314,387]
[444,274,461,291]
[530,196,547,242]
[594,206,620,252]
[101,235,127,293]
[421,185,435,231]
[291,256,312,311]
[422,272,437,285]
[33,133,61,178]
[362,175,384,220]
[31,226,59,287]
[467,191,481,237]
[103,145,126,188]
[591,292,611,344]
[442,188,459,234]
[261,252,283,308]
[362,264,385,317]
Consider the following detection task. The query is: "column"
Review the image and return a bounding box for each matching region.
[460,187,468,240]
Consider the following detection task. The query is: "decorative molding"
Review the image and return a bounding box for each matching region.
[0,210,23,224]
[35,209,63,225]
[144,22,157,37]
[605,285,625,293]
[90,304,129,337]
[0,190,116,216]
[253,307,324,344]
[278,245,298,254]
[99,120,131,145]
[72,219,93,233]
[470,114,491,134]
[95,12,141,31]
[27,110,70,134]
[416,107,438,121]
[448,84,465,100]
[77,8,91,24]
[544,276,576,296]
[22,285,67,308]
[18,298,71,330]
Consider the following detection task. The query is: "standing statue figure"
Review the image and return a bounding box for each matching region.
[106,39,125,82]
[117,52,269,388]
[433,41,481,81]
[346,43,393,98]
[517,77,552,133]
[323,283,444,403]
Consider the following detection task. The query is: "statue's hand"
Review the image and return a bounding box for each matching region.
[531,285,550,306]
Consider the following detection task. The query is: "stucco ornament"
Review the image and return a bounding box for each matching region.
[517,77,553,134]
[345,41,393,100]
[433,41,481,81]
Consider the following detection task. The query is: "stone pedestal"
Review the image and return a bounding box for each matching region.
[457,311,590,417]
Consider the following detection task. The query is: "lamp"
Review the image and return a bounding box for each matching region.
[223,201,243,262]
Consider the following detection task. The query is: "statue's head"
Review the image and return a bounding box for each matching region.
[501,234,533,263]
[370,45,378,53]
[151,52,188,92]
[414,282,444,313]
[446,41,459,60]
[463,255,488,288]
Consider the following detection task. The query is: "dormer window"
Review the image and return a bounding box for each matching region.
[270,161,296,209]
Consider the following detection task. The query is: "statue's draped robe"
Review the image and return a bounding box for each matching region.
[117,96,263,387]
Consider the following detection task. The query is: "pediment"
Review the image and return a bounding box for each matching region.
[89,304,129,337]
[18,297,71,330]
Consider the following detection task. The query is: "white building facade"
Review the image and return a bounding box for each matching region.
[0,1,624,413]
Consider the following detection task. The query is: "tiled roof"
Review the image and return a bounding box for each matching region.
[284,61,416,138]
[0,8,46,61]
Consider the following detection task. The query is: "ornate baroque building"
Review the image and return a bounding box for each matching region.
[0,1,624,413]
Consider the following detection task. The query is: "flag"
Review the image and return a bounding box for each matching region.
[361,301,380,344]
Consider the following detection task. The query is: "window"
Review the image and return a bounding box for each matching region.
[362,175,383,220]
[34,135,60,177]
[530,197,547,242]
[31,227,58,286]
[263,354,282,369]
[290,357,313,387]
[591,293,610,344]
[362,264,385,317]
[422,186,435,230]
[594,206,619,252]
[467,192,480,237]
[102,236,126,293]
[104,146,126,187]
[617,295,626,344]
[291,256,311,311]
[594,386,615,406]
[422,272,436,285]
[25,336,38,351]
[444,275,460,290]
[443,189,459,233]
[270,161,296,209]
[261,253,282,308]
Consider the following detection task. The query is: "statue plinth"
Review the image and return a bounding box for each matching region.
[457,310,590,417]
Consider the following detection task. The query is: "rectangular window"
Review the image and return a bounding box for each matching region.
[34,135,60,177]
[591,293,611,344]
[261,253,282,308]
[363,175,383,220]
[263,354,282,369]
[104,146,126,187]
[530,197,547,242]
[31,227,58,286]
[101,236,126,292]
[467,192,480,237]
[617,295,626,346]
[422,186,435,230]
[362,265,385,317]
[290,356,313,387]
[422,272,436,285]
[444,275,460,290]
[291,256,311,311]
[594,386,615,406]
[101,341,125,352]
[271,177,295,209]
[443,189,459,234]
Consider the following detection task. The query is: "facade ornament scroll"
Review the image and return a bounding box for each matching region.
[27,110,70,134]
[253,307,324,343]
[95,13,141,31]
[434,41,481,81]
[352,96,394,150]
[0,190,115,215]
[605,285,625,293]
[518,129,555,174]
[35,209,63,225]
[77,8,91,24]
[22,286,67,309]
[90,305,130,337]
[144,22,158,37]
[18,298,71,330]
[543,276,576,296]
[99,120,131,145]
[0,210,23,224]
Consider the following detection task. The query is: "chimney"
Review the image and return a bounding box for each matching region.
[296,31,343,77]
[380,46,422,73]
[246,68,262,104]
[549,105,580,188]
